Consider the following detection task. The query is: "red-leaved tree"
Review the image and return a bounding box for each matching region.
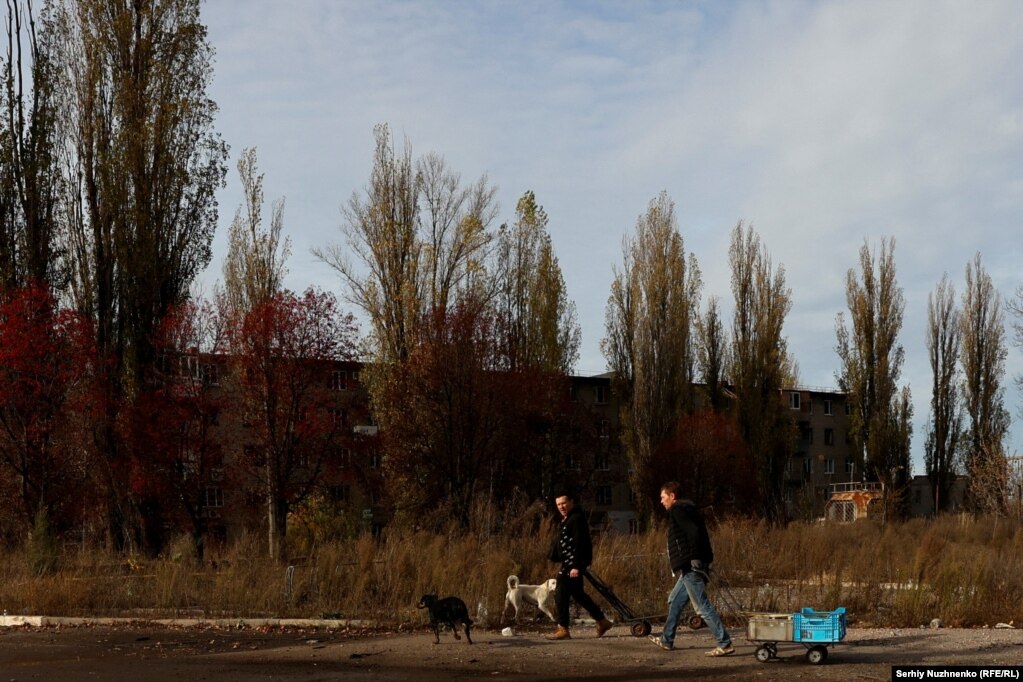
[651,410,759,515]
[125,298,229,560]
[0,284,99,538]
[228,288,358,560]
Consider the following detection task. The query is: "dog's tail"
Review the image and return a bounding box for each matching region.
[507,575,519,590]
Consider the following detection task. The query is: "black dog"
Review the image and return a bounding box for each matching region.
[417,594,473,644]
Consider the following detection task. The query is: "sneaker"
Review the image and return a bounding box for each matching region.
[546,626,571,640]
[648,634,673,651]
[705,645,735,657]
[596,619,614,637]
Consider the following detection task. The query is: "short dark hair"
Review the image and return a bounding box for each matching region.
[554,488,576,502]
[661,481,682,497]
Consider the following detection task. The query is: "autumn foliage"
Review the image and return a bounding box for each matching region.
[0,285,98,539]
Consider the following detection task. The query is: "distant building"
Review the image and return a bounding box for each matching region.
[780,387,857,519]
[908,475,968,516]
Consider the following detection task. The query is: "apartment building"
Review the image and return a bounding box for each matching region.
[163,348,870,543]
[780,388,856,519]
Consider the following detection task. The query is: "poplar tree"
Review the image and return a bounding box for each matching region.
[494,190,580,374]
[835,238,912,517]
[221,147,290,319]
[50,0,228,550]
[924,274,963,512]
[602,192,701,515]
[960,253,1010,513]
[727,222,794,522]
[0,0,62,291]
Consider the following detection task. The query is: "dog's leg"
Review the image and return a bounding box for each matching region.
[450,621,461,640]
[432,620,440,644]
[539,601,557,623]
[464,620,473,644]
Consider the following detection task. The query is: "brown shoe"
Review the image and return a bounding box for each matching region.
[596,619,614,637]
[546,625,571,640]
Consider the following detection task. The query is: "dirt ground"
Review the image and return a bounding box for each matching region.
[1,621,1021,681]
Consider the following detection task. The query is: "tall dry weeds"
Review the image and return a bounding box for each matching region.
[0,515,1020,628]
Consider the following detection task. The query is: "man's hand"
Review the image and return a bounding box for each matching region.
[569,568,579,578]
[691,560,704,571]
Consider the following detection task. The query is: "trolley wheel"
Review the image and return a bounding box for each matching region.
[755,645,773,663]
[687,614,705,630]
[631,620,652,637]
[806,645,828,665]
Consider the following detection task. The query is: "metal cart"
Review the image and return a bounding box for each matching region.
[584,570,665,637]
[746,607,847,665]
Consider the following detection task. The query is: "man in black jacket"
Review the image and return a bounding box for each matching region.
[649,481,734,656]
[546,491,614,640]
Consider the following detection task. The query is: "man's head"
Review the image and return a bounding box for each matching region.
[555,492,575,518]
[660,481,682,510]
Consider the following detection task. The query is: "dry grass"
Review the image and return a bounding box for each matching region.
[1,514,1020,628]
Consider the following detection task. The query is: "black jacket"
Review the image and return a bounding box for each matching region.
[666,500,714,574]
[549,506,593,574]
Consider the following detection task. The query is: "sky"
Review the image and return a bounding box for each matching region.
[198,0,1023,471]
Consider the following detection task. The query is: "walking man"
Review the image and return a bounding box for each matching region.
[649,481,734,656]
[546,490,614,640]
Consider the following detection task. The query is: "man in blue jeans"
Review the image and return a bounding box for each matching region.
[649,481,734,656]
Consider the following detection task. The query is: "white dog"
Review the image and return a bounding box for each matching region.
[505,574,558,623]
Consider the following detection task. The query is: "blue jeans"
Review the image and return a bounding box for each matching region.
[660,570,731,649]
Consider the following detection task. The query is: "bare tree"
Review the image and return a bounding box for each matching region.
[835,238,912,517]
[315,124,496,364]
[960,253,1010,513]
[727,222,794,522]
[601,192,701,516]
[222,147,290,318]
[924,273,963,513]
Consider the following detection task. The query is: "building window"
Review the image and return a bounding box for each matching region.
[595,384,609,404]
[329,484,351,503]
[801,424,813,445]
[825,458,835,475]
[845,459,855,475]
[808,399,814,415]
[330,408,347,426]
[824,428,834,446]
[785,458,793,474]
[599,419,610,440]
[790,392,801,410]
[596,486,613,506]
[206,486,224,508]
[595,451,610,471]
[330,370,347,391]
[803,458,813,475]
[845,401,851,415]
[628,518,639,534]
[823,399,833,416]
[370,453,382,469]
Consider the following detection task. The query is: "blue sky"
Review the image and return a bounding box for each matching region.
[199,1,1023,470]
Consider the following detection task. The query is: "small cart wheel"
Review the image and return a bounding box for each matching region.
[755,645,772,663]
[687,614,705,630]
[631,621,652,637]
[806,645,828,665]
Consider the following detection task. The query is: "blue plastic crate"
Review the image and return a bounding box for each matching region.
[792,607,847,643]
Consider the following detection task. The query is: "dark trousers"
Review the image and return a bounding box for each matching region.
[555,572,605,628]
